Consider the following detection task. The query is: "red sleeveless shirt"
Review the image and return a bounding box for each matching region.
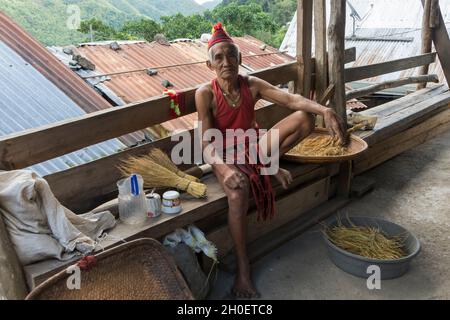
[212,75,258,133]
[211,75,275,221]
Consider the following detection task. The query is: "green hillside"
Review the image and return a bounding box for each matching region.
[0,0,205,46]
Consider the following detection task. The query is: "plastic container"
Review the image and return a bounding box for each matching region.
[117,174,148,225]
[162,190,182,214]
[323,216,421,279]
[146,192,162,218]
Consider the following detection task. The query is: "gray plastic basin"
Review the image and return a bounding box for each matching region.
[323,216,421,280]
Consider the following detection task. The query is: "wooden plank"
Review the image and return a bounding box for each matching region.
[363,89,450,145]
[361,84,446,118]
[44,103,295,213]
[337,160,352,197]
[296,0,313,97]
[346,74,439,100]
[344,53,437,83]
[354,107,450,175]
[417,0,433,90]
[422,0,450,86]
[207,177,330,259]
[220,196,350,273]
[354,85,447,142]
[0,62,298,171]
[328,0,347,122]
[350,175,375,198]
[314,0,327,101]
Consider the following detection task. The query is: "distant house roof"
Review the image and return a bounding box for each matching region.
[0,41,127,176]
[280,0,450,87]
[50,36,295,137]
[0,11,145,146]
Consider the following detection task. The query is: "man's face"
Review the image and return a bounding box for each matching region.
[207,42,241,80]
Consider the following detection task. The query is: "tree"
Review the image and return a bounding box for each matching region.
[211,3,277,37]
[161,14,211,40]
[121,19,162,42]
[78,18,132,42]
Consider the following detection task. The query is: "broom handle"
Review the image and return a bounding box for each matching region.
[184,164,212,178]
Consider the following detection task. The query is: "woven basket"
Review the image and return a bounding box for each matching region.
[25,238,194,300]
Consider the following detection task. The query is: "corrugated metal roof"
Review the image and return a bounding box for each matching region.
[0,41,127,176]
[56,36,295,136]
[280,0,450,84]
[0,11,145,146]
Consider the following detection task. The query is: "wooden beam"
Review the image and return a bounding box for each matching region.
[422,0,450,86]
[296,0,313,97]
[354,107,450,175]
[429,0,440,28]
[319,83,336,105]
[344,52,437,83]
[344,47,356,65]
[314,0,327,101]
[0,62,298,171]
[328,0,347,122]
[418,0,433,90]
[346,74,439,100]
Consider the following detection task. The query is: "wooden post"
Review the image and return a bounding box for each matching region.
[328,0,347,124]
[421,0,450,87]
[296,0,313,98]
[418,0,432,90]
[314,0,327,101]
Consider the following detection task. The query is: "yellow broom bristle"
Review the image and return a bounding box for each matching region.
[147,148,200,182]
[118,155,207,198]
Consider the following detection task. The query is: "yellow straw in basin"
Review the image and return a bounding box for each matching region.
[324,218,407,260]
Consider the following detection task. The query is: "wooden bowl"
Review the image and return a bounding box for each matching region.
[282,128,368,164]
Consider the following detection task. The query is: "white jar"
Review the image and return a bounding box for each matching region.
[162,190,182,214]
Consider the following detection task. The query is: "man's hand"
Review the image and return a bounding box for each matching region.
[223,168,246,190]
[323,108,348,145]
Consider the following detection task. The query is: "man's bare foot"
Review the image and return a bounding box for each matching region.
[232,273,260,299]
[274,168,293,189]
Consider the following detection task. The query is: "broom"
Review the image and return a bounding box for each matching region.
[147,148,200,182]
[118,155,207,198]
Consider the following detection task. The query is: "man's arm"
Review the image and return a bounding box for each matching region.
[249,76,347,143]
[195,86,246,189]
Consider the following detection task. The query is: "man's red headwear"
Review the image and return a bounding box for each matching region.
[208,22,234,50]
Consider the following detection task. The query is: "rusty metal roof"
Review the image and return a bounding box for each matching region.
[57,36,295,136]
[0,11,145,147]
[0,40,128,176]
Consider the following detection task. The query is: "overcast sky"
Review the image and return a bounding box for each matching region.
[194,0,213,4]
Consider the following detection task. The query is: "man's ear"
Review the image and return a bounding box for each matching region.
[239,52,242,65]
[206,60,213,70]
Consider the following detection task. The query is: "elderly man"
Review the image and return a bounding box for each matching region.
[195,23,346,298]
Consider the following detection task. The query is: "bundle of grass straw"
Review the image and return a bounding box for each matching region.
[288,135,348,157]
[118,155,207,198]
[325,219,407,260]
[147,148,200,182]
